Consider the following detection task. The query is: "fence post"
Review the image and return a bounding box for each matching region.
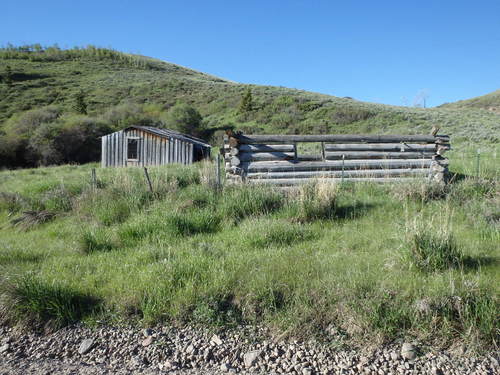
[143,167,154,194]
[216,153,221,191]
[91,168,97,190]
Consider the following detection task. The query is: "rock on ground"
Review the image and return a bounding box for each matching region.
[0,324,498,375]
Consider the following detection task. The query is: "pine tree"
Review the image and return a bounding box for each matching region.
[73,90,88,114]
[239,88,254,113]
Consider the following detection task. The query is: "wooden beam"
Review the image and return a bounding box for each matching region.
[235,134,447,144]
[238,144,296,152]
[241,159,435,172]
[233,177,424,185]
[246,168,431,179]
[238,152,295,162]
[324,143,437,152]
[324,151,434,160]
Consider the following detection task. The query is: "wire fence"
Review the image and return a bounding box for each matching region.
[447,149,499,179]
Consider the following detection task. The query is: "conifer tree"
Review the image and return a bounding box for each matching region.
[239,88,254,113]
[73,90,88,114]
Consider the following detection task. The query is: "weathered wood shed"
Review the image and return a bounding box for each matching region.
[101,126,211,167]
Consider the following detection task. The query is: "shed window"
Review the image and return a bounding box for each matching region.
[127,138,139,159]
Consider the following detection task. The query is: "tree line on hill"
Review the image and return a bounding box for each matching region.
[0,44,159,70]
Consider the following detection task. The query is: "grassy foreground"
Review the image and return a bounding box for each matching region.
[0,154,498,351]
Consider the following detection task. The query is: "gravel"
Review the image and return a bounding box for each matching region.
[0,323,498,374]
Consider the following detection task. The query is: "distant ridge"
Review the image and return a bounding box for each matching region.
[439,90,500,113]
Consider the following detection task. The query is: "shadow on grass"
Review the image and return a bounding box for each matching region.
[5,276,101,330]
[447,172,468,182]
[461,256,498,271]
[11,72,50,82]
[333,202,378,220]
[0,252,44,266]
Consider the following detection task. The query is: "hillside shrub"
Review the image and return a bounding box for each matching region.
[101,103,158,129]
[163,103,204,138]
[330,107,376,125]
[8,106,61,135]
[1,106,62,166]
[29,115,112,165]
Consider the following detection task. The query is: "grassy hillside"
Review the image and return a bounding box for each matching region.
[440,90,500,113]
[1,45,499,167]
[0,155,498,350]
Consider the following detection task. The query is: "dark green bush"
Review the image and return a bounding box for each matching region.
[163,102,204,138]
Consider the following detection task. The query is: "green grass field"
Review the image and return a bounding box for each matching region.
[0,149,498,351]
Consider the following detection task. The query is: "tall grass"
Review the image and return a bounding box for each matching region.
[285,180,340,221]
[406,226,463,272]
[0,161,498,350]
[2,275,100,328]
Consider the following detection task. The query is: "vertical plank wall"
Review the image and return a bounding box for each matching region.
[101,129,198,166]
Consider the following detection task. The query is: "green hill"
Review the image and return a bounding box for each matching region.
[439,90,500,113]
[1,45,499,167]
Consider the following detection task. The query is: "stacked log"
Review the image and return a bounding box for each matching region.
[223,132,450,186]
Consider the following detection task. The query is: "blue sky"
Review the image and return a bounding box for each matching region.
[3,0,499,107]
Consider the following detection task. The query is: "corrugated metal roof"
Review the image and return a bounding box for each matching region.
[121,126,211,148]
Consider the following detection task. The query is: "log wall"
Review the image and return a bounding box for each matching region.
[223,133,450,186]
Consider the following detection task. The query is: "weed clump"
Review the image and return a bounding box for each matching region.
[245,219,315,248]
[166,209,221,236]
[79,227,115,253]
[391,181,449,202]
[0,192,25,213]
[406,228,463,272]
[287,180,339,222]
[39,186,75,212]
[220,185,284,221]
[448,178,497,201]
[4,275,100,328]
